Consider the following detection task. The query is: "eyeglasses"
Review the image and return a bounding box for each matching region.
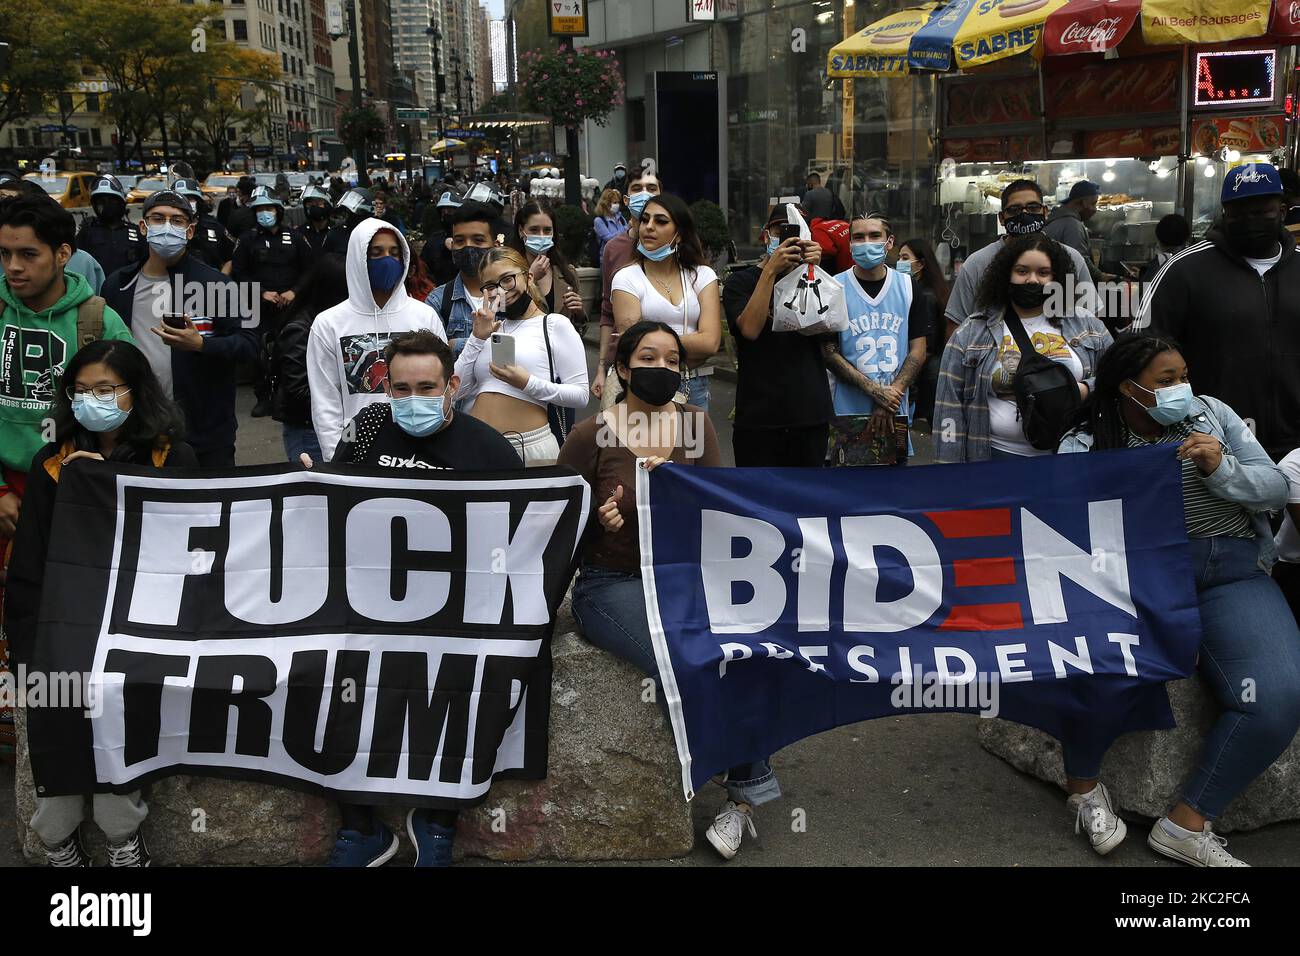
[1002,202,1045,217]
[67,384,131,402]
[144,214,190,228]
[481,272,523,295]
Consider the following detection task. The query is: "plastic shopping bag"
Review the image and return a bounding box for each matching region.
[770,204,848,335]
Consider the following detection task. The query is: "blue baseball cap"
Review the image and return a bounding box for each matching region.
[1222,163,1283,204]
[1068,180,1101,201]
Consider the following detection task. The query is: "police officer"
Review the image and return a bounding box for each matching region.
[76,174,145,276]
[419,190,462,287]
[174,178,235,273]
[322,187,374,255]
[296,183,334,254]
[462,181,513,246]
[232,186,312,417]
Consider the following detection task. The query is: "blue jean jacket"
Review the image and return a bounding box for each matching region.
[426,273,476,359]
[1058,395,1288,568]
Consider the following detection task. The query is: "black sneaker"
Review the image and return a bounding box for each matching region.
[44,828,90,867]
[106,831,151,867]
[250,398,273,418]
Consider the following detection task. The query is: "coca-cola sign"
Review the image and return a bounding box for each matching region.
[1058,17,1122,48]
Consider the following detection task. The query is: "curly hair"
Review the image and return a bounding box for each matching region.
[974,233,1076,322]
[1068,332,1184,451]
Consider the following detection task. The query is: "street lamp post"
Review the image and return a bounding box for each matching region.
[426,19,446,171]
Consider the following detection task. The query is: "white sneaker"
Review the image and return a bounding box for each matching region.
[1067,783,1127,856]
[705,800,756,860]
[1148,820,1249,867]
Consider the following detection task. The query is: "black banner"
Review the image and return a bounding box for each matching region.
[25,463,590,808]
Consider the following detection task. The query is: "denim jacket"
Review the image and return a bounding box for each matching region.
[1058,395,1288,568]
[935,309,1113,463]
[426,273,476,359]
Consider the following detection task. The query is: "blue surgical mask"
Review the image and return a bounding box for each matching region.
[145,223,188,260]
[391,394,447,437]
[72,392,131,433]
[367,255,404,292]
[627,192,651,219]
[638,240,676,262]
[524,235,554,255]
[256,210,277,229]
[896,258,912,275]
[1130,381,1194,426]
[851,241,888,270]
[765,236,781,257]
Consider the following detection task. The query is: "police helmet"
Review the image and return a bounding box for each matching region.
[91,175,127,200]
[337,188,374,216]
[249,185,284,210]
[173,178,203,200]
[302,184,332,204]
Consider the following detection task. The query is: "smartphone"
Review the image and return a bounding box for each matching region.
[778,222,802,244]
[162,313,189,330]
[490,332,516,368]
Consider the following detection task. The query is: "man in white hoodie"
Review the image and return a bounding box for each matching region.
[308,218,447,459]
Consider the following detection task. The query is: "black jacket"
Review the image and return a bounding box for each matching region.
[1139,224,1300,460]
[4,438,197,668]
[101,255,259,455]
[272,307,313,426]
[77,217,145,277]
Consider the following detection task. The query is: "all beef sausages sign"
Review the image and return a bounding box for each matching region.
[25,464,589,807]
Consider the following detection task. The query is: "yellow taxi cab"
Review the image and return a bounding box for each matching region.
[201,172,244,203]
[22,171,98,209]
[126,177,168,204]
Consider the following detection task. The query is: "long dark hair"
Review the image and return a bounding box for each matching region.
[52,340,186,455]
[613,321,685,402]
[510,200,579,289]
[634,193,709,272]
[1069,332,1184,450]
[974,233,1075,321]
[285,253,348,323]
[900,237,950,309]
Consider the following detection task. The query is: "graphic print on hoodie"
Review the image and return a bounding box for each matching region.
[306,218,447,461]
[0,270,134,476]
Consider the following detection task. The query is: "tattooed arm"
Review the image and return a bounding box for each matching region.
[822,339,899,411]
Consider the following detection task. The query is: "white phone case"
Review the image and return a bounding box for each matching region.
[491,332,516,367]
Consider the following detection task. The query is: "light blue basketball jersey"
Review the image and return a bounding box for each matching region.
[832,266,914,416]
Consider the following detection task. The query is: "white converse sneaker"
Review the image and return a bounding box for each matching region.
[1148,820,1249,867]
[705,800,756,860]
[1067,783,1127,856]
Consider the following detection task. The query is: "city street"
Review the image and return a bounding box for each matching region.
[5,338,1300,867]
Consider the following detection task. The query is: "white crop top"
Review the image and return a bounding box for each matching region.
[454,312,589,411]
[610,263,718,336]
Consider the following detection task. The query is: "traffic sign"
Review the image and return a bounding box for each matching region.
[396,108,429,120]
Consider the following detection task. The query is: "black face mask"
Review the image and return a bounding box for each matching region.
[626,366,682,406]
[499,290,533,321]
[1009,282,1049,312]
[1004,212,1045,236]
[306,204,330,222]
[452,245,489,277]
[94,198,125,223]
[1223,214,1281,258]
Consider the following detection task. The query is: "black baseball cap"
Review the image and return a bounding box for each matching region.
[143,190,195,221]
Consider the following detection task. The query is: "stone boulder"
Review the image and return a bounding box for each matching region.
[977,675,1300,833]
[14,600,694,864]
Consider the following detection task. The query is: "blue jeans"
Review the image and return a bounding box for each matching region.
[1064,536,1300,820]
[571,564,780,806]
[684,373,710,411]
[282,423,322,462]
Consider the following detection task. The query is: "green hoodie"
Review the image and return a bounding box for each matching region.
[0,271,134,482]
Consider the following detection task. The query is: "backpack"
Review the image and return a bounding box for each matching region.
[1003,309,1081,452]
[75,296,106,349]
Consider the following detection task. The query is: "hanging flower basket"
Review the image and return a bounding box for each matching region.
[517,48,625,129]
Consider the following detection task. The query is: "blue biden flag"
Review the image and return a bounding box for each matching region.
[636,446,1202,800]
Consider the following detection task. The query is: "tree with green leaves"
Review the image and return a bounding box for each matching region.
[0,5,81,140]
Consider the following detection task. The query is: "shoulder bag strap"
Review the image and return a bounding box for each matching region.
[1002,307,1036,360]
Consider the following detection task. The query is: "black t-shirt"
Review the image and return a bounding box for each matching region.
[334,402,524,471]
[722,265,835,430]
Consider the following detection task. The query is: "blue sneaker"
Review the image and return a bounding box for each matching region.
[327,823,400,867]
[406,809,455,867]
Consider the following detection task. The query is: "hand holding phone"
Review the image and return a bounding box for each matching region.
[490,332,516,368]
[162,313,189,330]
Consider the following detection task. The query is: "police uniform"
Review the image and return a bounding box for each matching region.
[76,217,144,277]
[295,221,333,255]
[233,224,312,408]
[322,223,356,255]
[188,214,235,270]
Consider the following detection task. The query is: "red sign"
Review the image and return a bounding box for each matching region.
[943,134,1044,164]
[1083,126,1181,158]
[1269,0,1300,39]
[946,77,1040,129]
[1045,55,1180,119]
[1192,116,1286,155]
[1044,0,1142,56]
